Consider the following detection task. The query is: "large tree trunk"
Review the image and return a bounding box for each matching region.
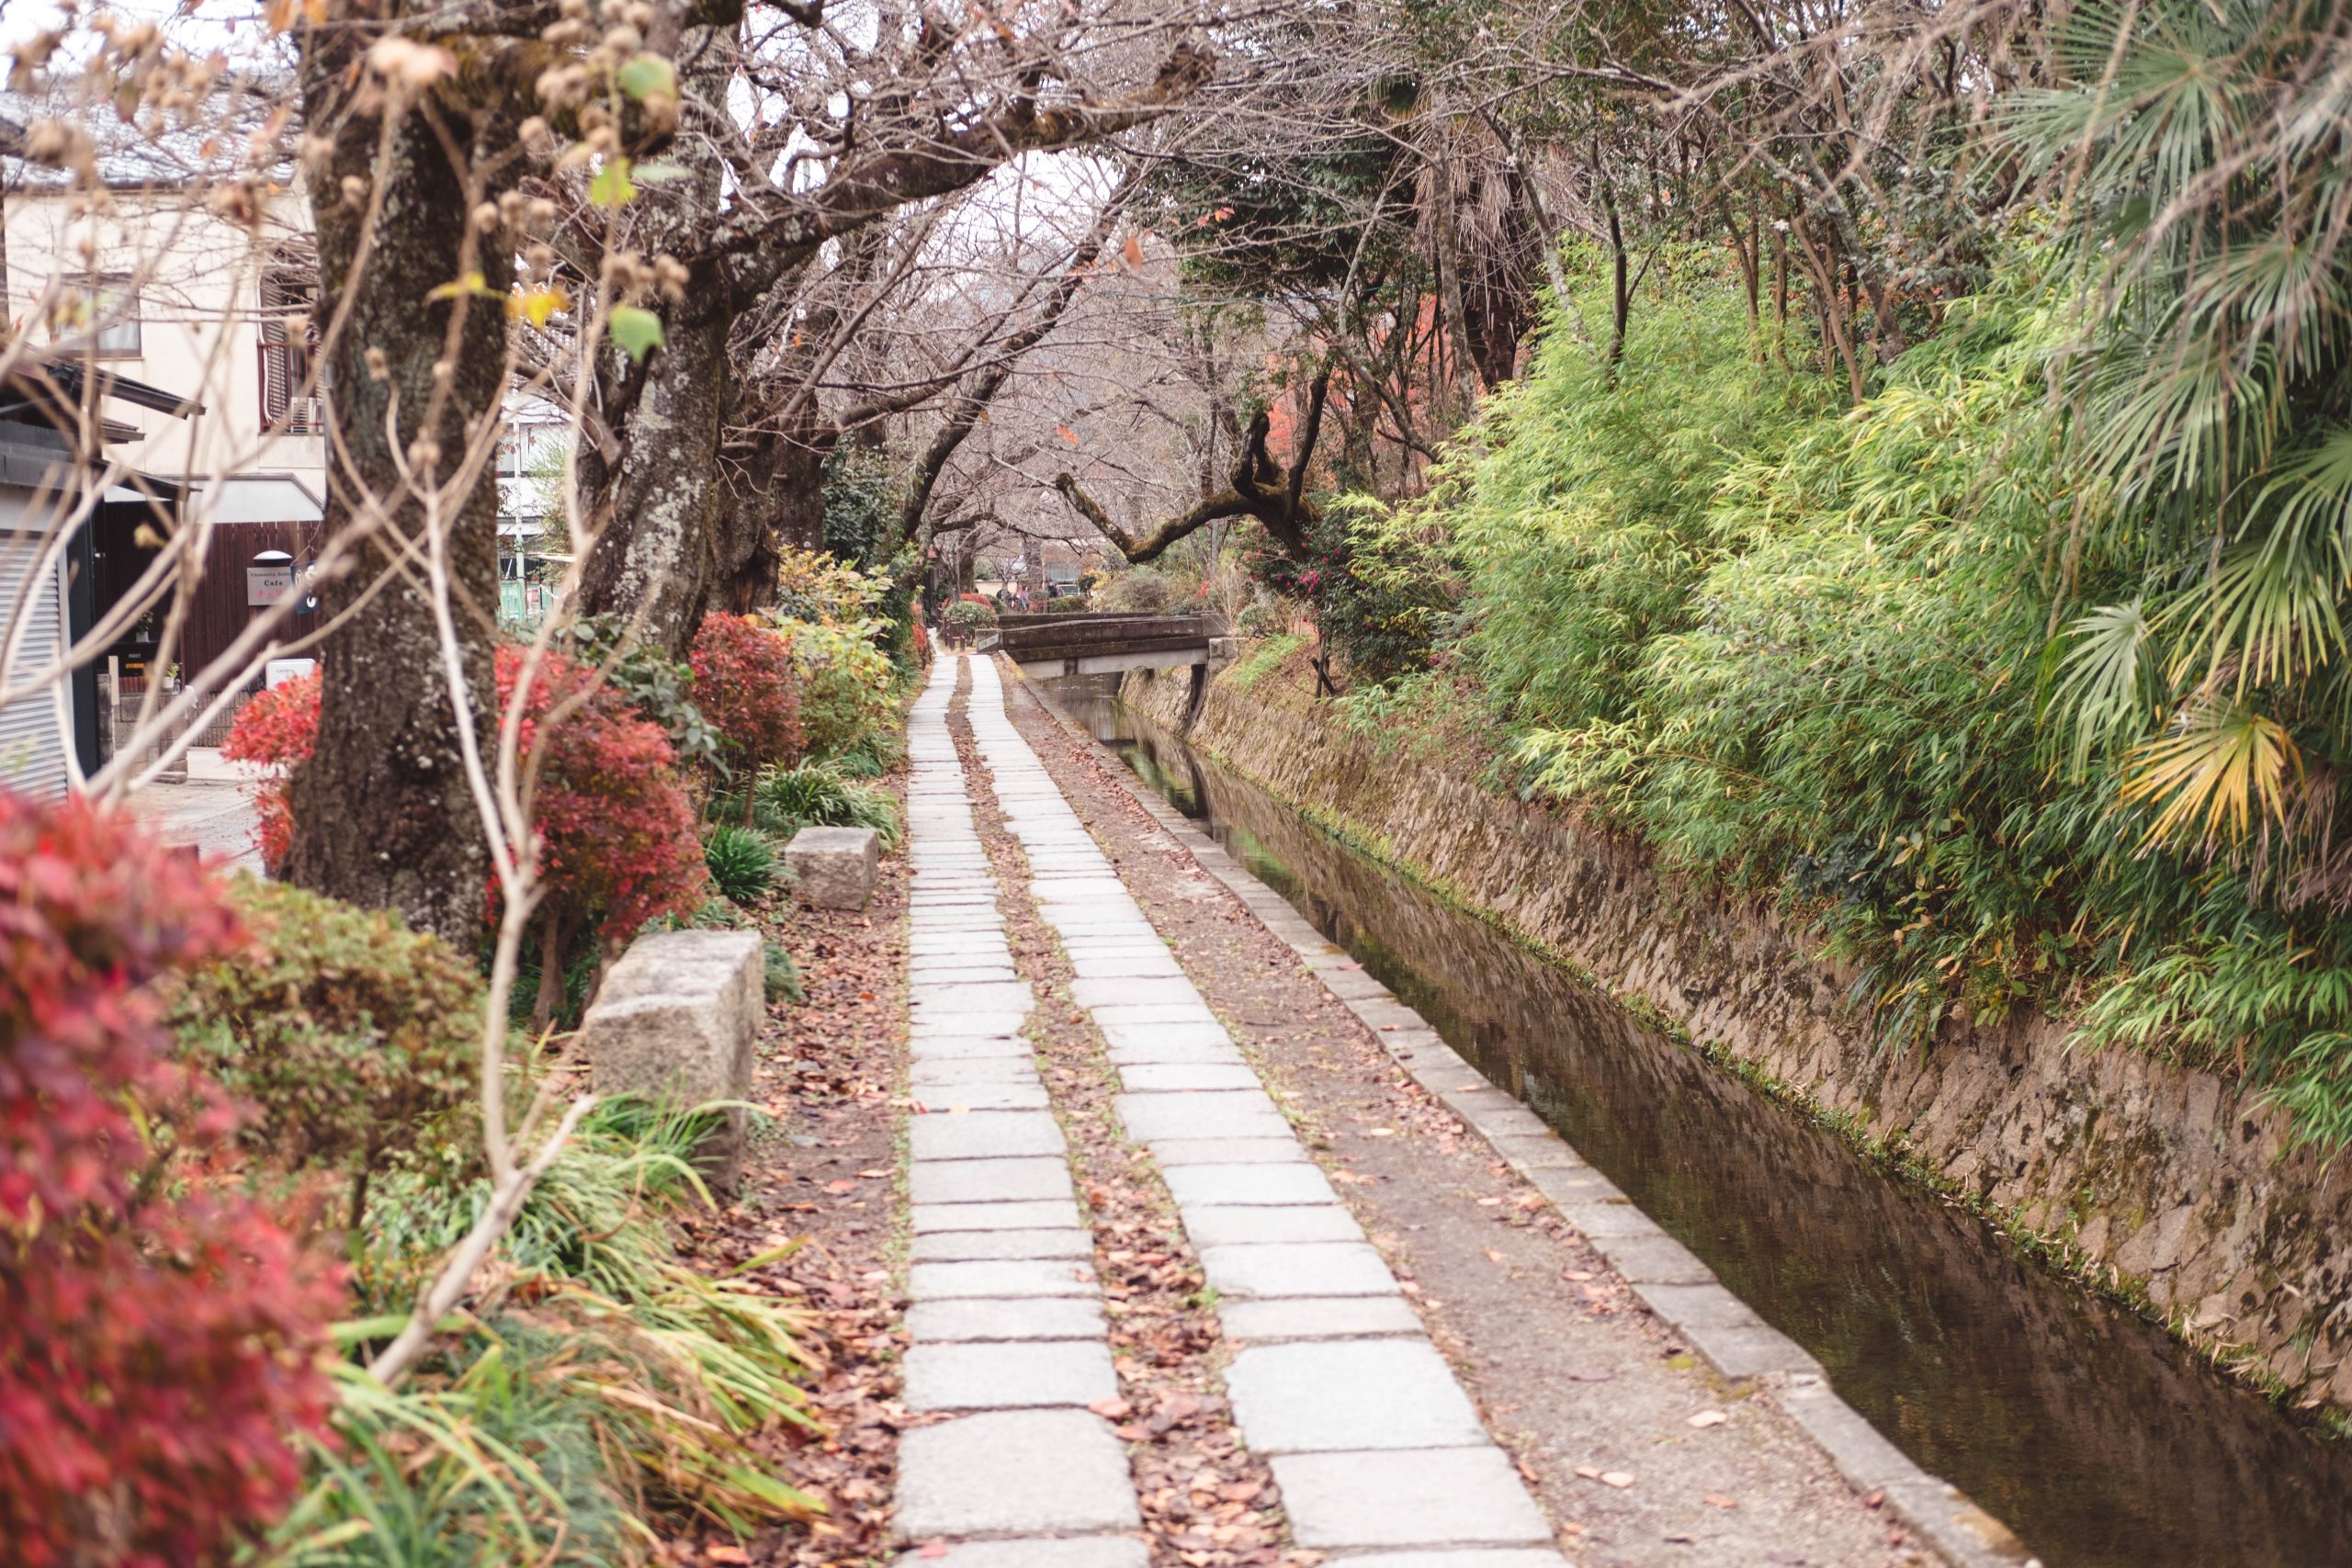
[286,42,514,946]
[578,11,742,654]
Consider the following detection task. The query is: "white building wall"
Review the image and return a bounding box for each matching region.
[3,185,328,497]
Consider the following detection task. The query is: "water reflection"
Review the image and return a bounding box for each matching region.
[1051,677,2352,1568]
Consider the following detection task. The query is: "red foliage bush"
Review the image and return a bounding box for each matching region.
[689,612,804,777]
[225,655,706,943]
[220,670,321,873]
[0,790,341,1564]
[496,645,707,942]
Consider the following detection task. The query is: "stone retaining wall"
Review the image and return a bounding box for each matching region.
[1120,660,2352,1416]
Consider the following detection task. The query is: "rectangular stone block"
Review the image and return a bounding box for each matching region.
[910,1157,1072,1205]
[895,1411,1140,1538]
[910,1258,1098,1300]
[1227,1339,1487,1451]
[913,1199,1082,1233]
[1272,1448,1551,1549]
[912,1227,1095,1262]
[1200,1241,1401,1299]
[904,1339,1119,1412]
[912,1057,1041,1086]
[1117,1090,1285,1142]
[1184,1205,1364,1247]
[1321,1554,1566,1568]
[907,1296,1108,1343]
[1219,1295,1422,1343]
[1105,1035,1244,1066]
[1120,1063,1261,1092]
[910,980,1036,1014]
[1091,1002,1220,1028]
[910,1110,1067,1162]
[1165,1164,1340,1208]
[787,824,880,909]
[582,928,763,1191]
[911,1081,1049,1112]
[1150,1136,1309,1167]
[894,1540,1147,1568]
[1070,976,1202,1009]
[910,1034,1034,1062]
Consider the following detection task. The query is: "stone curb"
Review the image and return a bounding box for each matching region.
[1016,667,2033,1568]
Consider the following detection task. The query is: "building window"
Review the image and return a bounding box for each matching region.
[258,248,321,434]
[51,276,141,357]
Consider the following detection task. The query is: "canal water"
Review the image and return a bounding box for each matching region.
[1048,676,2352,1568]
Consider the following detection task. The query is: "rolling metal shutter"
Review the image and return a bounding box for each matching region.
[0,531,72,801]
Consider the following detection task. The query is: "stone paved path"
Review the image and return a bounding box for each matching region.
[892,653,1572,1566]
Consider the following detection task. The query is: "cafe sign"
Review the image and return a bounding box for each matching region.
[247,550,296,606]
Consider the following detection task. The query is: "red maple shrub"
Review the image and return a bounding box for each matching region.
[496,644,707,945]
[0,790,342,1564]
[689,612,804,779]
[223,653,706,949]
[220,669,322,874]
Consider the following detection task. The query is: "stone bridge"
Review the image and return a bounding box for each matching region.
[982,612,1221,680]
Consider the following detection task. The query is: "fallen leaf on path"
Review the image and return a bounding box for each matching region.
[1703,1494,1740,1509]
[1484,1248,1509,1265]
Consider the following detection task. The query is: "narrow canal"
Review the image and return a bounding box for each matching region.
[1048,676,2352,1568]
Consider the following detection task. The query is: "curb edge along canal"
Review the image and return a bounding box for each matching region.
[1016,660,2033,1568]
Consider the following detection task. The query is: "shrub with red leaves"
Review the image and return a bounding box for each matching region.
[0,790,342,1564]
[497,645,707,942]
[225,655,706,945]
[690,612,804,779]
[220,670,322,873]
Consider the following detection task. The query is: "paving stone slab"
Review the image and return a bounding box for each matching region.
[911,1227,1097,1262]
[1149,1136,1310,1167]
[1270,1448,1550,1549]
[910,964,1022,986]
[905,1340,1119,1412]
[911,1081,1051,1112]
[1069,976,1204,1009]
[1165,1164,1340,1208]
[912,1199,1083,1233]
[1069,954,1186,980]
[1321,1553,1566,1568]
[892,1540,1148,1568]
[910,1157,1074,1205]
[1487,1134,1585,1172]
[1679,1319,1825,1382]
[895,1411,1140,1538]
[906,1295,1108,1343]
[1183,1206,1365,1247]
[910,982,1037,1013]
[913,1058,1043,1086]
[1218,1295,1423,1343]
[910,1011,1034,1040]
[1199,1241,1403,1300]
[1226,1340,1487,1452]
[1117,1090,1289,1142]
[909,1258,1098,1301]
[1589,1232,1716,1285]
[910,1035,1035,1063]
[910,1110,1067,1162]
[1628,1280,1763,1330]
[1106,1039,1247,1067]
[1090,1002,1222,1028]
[1119,1063,1262,1092]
